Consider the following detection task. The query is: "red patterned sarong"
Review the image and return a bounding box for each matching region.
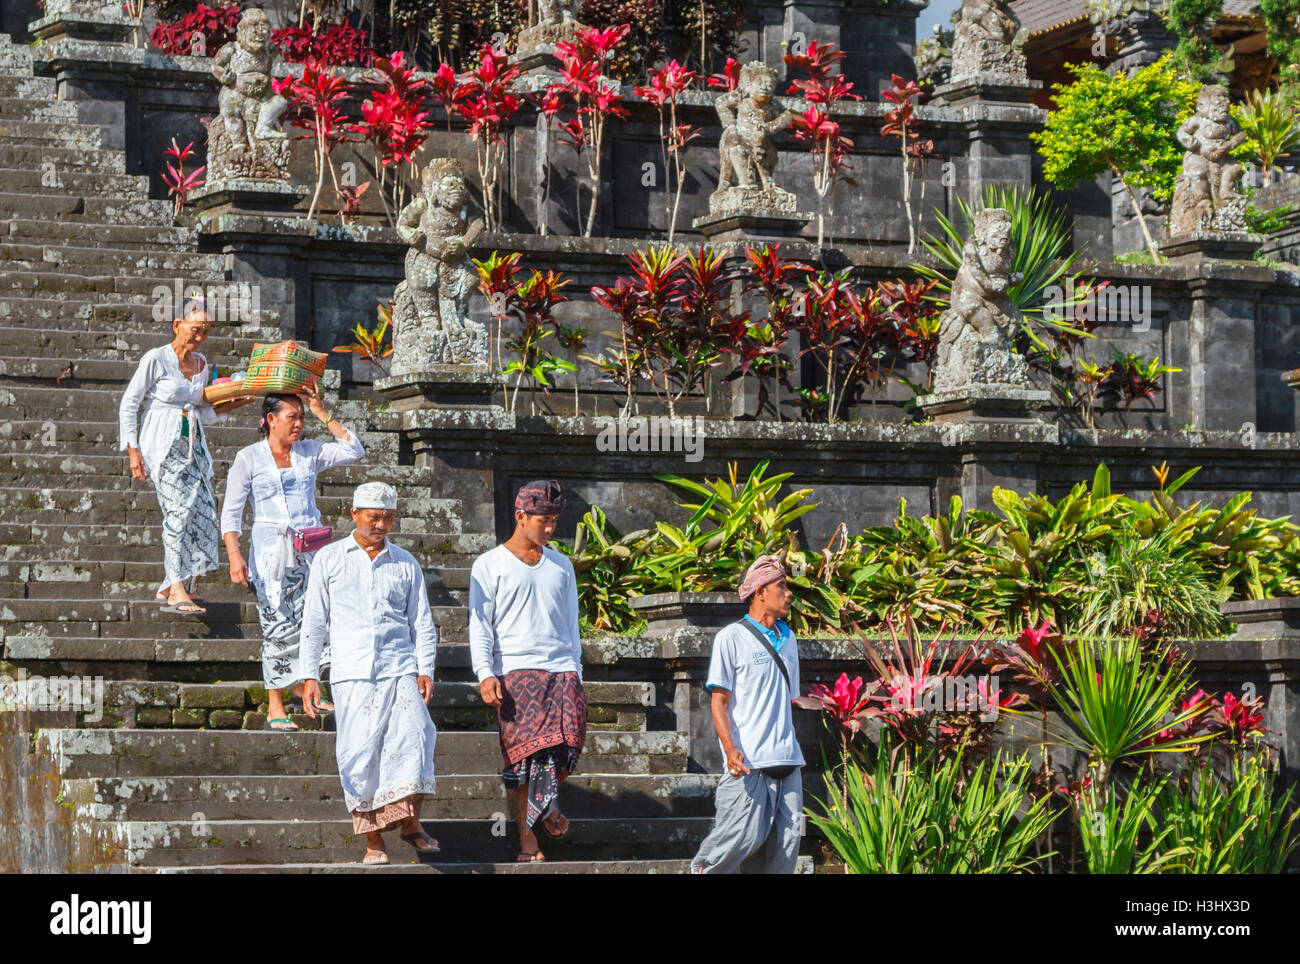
[497,670,587,829]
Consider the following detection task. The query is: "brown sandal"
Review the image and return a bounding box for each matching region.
[362,848,389,864]
[400,830,440,853]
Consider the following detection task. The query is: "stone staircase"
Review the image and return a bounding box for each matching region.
[0,32,734,872]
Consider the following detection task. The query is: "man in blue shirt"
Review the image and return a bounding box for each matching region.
[691,554,804,873]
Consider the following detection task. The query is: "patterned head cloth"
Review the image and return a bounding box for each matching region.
[352,481,398,510]
[515,479,565,515]
[738,554,788,602]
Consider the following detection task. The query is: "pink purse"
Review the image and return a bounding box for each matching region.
[294,526,332,553]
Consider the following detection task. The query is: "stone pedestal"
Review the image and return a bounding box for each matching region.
[917,382,1052,424]
[188,179,307,218]
[630,593,747,639]
[693,186,811,242]
[511,21,583,81]
[374,367,502,414]
[1159,231,1263,264]
[29,0,137,43]
[933,72,1041,107]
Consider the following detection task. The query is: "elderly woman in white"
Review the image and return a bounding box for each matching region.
[119,308,253,614]
[220,384,365,731]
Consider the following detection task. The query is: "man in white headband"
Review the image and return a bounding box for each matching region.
[300,481,440,864]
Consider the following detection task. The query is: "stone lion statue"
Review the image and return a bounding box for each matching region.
[1168,85,1249,235]
[208,8,289,182]
[931,208,1030,393]
[711,61,795,211]
[391,158,487,372]
[950,0,1027,80]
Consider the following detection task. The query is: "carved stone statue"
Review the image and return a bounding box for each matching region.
[208,8,289,183]
[710,61,796,214]
[931,208,1030,394]
[1168,85,1249,235]
[391,159,487,372]
[950,0,1027,81]
[519,0,584,51]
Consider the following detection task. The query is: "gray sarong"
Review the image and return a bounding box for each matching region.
[152,431,219,593]
[690,768,803,874]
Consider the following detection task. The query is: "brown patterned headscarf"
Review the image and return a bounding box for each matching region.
[515,479,565,515]
[739,554,788,601]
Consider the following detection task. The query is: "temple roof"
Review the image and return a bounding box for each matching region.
[1009,0,1259,39]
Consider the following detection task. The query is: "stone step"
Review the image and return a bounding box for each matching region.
[0,118,102,149]
[0,454,440,490]
[0,270,219,301]
[64,772,717,821]
[46,679,652,731]
[6,217,195,247]
[0,240,227,273]
[116,816,714,866]
[146,858,718,874]
[41,729,690,778]
[0,143,126,173]
[0,327,277,361]
[0,351,274,382]
[0,297,279,330]
[0,596,470,627]
[0,98,79,123]
[0,75,55,98]
[0,45,34,70]
[0,166,149,196]
[0,194,178,225]
[0,529,481,561]
[4,637,477,675]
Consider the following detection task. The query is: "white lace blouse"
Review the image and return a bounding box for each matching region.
[118,345,225,477]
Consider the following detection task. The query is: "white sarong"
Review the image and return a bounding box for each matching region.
[333,674,437,813]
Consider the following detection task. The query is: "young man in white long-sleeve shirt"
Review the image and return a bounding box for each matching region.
[469,479,586,863]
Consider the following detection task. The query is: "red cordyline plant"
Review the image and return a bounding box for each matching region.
[272,21,374,67]
[457,45,524,233]
[430,62,468,135]
[150,3,239,57]
[635,59,699,242]
[591,243,743,417]
[783,41,860,250]
[554,24,632,237]
[161,137,205,218]
[880,74,928,255]
[275,61,353,220]
[350,51,434,226]
[728,243,807,420]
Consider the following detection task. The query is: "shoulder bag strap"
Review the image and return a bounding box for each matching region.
[734,618,790,691]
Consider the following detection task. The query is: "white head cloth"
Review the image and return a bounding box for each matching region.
[352,481,398,510]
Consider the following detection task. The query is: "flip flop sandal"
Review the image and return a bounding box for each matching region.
[262,717,299,731]
[537,813,572,841]
[516,850,545,862]
[362,849,389,865]
[287,697,334,715]
[160,602,207,615]
[400,831,440,854]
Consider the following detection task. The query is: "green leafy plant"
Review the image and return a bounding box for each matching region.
[332,302,394,374]
[1244,202,1294,234]
[1232,87,1300,182]
[809,741,1059,873]
[1073,775,1188,873]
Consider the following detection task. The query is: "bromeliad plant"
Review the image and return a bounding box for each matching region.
[457,45,524,233]
[783,41,861,250]
[161,138,205,218]
[275,60,353,221]
[635,60,700,243]
[554,25,632,237]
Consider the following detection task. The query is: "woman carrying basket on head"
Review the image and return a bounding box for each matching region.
[220,381,365,731]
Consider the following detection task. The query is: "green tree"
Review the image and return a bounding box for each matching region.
[1165,0,1228,83]
[1033,56,1198,262]
[1259,0,1300,89]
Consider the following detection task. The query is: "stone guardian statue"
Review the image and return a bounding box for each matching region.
[391,158,488,372]
[710,61,796,214]
[1168,85,1249,235]
[950,0,1027,81]
[208,8,290,182]
[931,208,1030,393]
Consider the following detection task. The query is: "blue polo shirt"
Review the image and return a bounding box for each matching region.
[704,620,804,770]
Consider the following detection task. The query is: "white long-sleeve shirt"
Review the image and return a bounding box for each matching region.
[219,432,365,604]
[468,544,582,683]
[118,345,225,476]
[299,533,437,684]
